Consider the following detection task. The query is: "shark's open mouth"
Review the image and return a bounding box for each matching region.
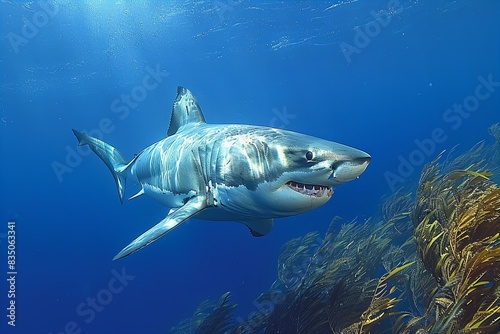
[286,181,333,197]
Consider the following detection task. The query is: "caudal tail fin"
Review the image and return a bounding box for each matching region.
[72,129,127,203]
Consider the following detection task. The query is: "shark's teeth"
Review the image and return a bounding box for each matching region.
[286,181,333,197]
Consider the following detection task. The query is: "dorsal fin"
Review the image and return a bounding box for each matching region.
[167,86,206,136]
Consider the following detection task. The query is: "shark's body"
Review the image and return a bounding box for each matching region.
[73,87,370,260]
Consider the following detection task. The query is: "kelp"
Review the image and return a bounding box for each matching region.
[169,292,237,334]
[169,125,500,334]
[235,216,414,334]
[401,128,500,333]
[170,206,415,334]
[487,123,500,178]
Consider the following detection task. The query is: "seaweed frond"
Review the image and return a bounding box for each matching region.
[169,292,236,334]
[405,137,500,333]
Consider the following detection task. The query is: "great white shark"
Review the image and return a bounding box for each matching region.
[73,87,371,260]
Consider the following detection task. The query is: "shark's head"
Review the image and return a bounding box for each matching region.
[217,127,371,218]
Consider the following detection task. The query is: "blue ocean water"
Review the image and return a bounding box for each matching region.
[0,1,499,333]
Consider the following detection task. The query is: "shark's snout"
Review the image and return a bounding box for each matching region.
[331,152,371,183]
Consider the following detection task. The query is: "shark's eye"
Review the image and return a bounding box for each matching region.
[306,151,314,161]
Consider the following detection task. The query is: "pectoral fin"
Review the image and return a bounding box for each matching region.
[113,196,206,260]
[240,219,274,237]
